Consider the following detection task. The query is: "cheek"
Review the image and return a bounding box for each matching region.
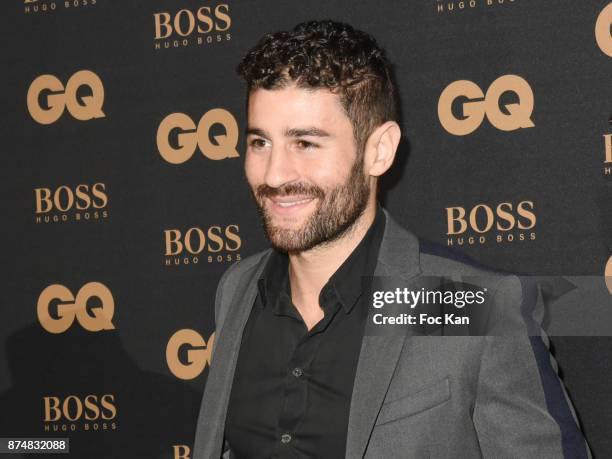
[244,152,263,185]
[306,150,354,186]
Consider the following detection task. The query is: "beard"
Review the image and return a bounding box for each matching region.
[249,156,371,253]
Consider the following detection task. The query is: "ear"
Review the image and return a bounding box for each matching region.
[364,121,401,177]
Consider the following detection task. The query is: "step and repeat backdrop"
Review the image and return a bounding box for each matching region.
[1,1,611,458]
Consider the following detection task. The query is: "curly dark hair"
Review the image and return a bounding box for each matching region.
[237,20,399,156]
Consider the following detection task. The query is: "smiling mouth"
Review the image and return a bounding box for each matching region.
[266,195,316,211]
[272,197,314,207]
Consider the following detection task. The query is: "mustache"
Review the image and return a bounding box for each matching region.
[255,183,325,199]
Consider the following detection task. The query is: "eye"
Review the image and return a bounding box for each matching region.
[249,138,269,150]
[296,140,317,150]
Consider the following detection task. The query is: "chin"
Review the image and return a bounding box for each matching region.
[266,207,312,226]
[267,223,306,238]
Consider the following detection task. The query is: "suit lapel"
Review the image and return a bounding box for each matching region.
[345,209,422,459]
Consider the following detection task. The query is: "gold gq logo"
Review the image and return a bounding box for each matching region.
[166,329,215,380]
[438,75,534,135]
[157,109,239,164]
[27,70,105,125]
[605,256,612,295]
[37,282,115,334]
[595,3,612,57]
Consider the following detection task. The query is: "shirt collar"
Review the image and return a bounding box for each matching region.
[326,202,385,313]
[257,202,386,314]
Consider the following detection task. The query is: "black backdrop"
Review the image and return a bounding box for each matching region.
[1,1,611,458]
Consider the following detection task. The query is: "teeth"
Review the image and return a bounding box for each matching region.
[277,198,311,207]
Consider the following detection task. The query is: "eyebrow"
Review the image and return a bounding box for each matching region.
[246,127,269,138]
[246,126,332,139]
[285,127,332,138]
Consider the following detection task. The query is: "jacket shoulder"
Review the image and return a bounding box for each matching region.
[418,238,509,279]
[214,248,272,332]
[221,248,272,283]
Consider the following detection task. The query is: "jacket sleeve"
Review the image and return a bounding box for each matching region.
[472,276,591,458]
[211,261,240,359]
[213,261,242,458]
[221,438,232,459]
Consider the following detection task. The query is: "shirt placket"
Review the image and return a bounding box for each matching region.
[272,286,341,457]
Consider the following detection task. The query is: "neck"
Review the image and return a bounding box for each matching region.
[287,199,378,309]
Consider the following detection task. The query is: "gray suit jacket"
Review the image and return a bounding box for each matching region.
[192,208,591,458]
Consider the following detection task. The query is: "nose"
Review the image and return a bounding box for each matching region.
[263,145,298,189]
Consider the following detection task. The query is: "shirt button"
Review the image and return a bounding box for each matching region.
[281,433,292,444]
[292,367,303,378]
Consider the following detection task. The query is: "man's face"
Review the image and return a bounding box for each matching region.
[245,84,371,253]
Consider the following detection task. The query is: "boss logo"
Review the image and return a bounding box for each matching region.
[446,200,537,246]
[438,75,534,135]
[164,225,241,266]
[153,4,230,39]
[43,394,116,422]
[27,70,105,124]
[446,201,536,234]
[172,445,191,459]
[604,134,612,176]
[35,183,108,214]
[24,0,97,14]
[37,282,115,334]
[156,109,239,164]
[164,225,241,255]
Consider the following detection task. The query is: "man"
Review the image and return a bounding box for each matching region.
[192,20,590,458]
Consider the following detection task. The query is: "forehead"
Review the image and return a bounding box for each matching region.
[247,84,349,130]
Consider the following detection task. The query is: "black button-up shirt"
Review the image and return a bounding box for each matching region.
[224,203,386,458]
